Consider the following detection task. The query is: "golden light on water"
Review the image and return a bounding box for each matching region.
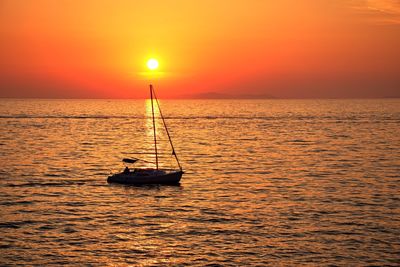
[145,99,162,168]
[1,99,399,265]
[145,99,175,169]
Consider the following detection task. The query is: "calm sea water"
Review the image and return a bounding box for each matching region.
[0,99,399,266]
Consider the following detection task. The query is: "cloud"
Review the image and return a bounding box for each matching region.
[349,0,400,24]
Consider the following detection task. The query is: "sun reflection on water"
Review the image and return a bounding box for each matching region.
[144,99,174,169]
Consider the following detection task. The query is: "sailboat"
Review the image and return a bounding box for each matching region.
[107,85,184,185]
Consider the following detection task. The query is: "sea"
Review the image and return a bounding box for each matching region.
[0,99,399,266]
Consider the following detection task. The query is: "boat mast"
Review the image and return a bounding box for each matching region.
[150,84,158,169]
[152,87,183,171]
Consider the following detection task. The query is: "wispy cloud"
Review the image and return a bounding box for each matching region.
[349,0,400,24]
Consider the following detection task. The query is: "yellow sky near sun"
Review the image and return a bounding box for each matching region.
[0,0,399,98]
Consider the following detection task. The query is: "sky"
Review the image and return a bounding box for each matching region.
[0,0,399,98]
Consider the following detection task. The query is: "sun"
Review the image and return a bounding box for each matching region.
[147,58,159,70]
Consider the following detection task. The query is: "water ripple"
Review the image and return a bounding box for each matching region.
[0,99,399,266]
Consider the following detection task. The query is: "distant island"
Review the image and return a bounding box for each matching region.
[182,91,276,99]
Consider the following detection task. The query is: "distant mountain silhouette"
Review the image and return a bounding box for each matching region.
[184,91,276,99]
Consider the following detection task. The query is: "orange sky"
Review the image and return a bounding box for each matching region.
[1,0,399,98]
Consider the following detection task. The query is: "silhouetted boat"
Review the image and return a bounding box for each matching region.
[107,85,183,185]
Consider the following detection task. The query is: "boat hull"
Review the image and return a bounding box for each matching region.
[107,170,183,185]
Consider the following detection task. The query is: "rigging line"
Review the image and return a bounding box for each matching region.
[152,86,183,171]
[150,84,158,170]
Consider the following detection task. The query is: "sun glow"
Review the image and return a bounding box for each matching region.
[147,59,159,70]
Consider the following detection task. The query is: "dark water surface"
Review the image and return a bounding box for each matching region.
[1,99,399,266]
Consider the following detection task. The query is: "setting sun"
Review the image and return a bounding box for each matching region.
[147,59,159,70]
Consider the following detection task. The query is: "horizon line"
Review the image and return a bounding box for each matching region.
[1,96,400,100]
